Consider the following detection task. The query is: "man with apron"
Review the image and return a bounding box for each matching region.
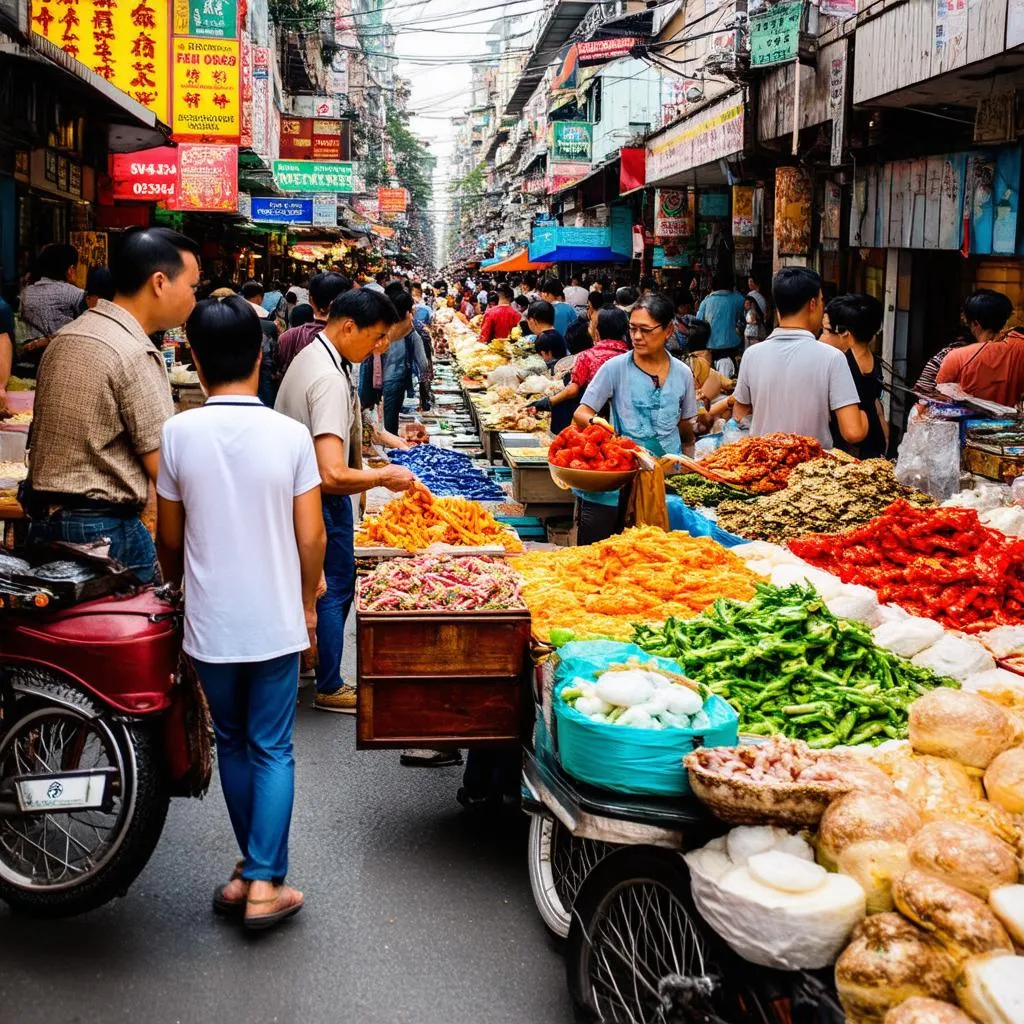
[275,288,415,714]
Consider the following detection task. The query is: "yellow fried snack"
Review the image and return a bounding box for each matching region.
[356,483,523,553]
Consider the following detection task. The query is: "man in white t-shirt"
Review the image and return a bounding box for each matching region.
[157,295,326,931]
[275,288,415,713]
[563,274,590,313]
[732,267,867,449]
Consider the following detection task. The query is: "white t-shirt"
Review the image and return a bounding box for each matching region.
[157,396,322,663]
[732,328,860,449]
[564,284,589,310]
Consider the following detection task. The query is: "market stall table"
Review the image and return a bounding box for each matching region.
[501,436,573,508]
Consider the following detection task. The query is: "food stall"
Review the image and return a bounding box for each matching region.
[374,313,1024,1023]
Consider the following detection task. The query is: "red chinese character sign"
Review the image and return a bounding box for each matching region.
[171,36,240,141]
[168,143,237,210]
[31,0,171,121]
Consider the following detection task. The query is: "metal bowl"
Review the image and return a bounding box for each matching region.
[549,464,637,492]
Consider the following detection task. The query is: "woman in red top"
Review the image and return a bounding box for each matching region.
[526,307,629,420]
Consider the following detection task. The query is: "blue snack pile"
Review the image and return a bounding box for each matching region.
[388,445,506,501]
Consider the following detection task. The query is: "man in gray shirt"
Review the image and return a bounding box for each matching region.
[732,267,867,449]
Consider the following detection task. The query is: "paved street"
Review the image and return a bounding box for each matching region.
[0,670,571,1024]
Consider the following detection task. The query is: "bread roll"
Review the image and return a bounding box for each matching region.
[908,821,1018,900]
[883,997,976,1024]
[909,690,1014,770]
[954,952,1023,1024]
[819,791,923,872]
[984,746,1024,815]
[988,885,1024,947]
[893,869,1013,965]
[871,748,983,820]
[835,913,957,1023]
[838,840,911,914]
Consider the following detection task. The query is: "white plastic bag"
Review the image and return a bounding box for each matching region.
[894,416,961,501]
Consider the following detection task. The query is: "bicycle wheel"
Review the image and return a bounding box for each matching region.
[566,846,747,1024]
[527,813,615,939]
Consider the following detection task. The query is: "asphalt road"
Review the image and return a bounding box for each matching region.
[0,661,572,1024]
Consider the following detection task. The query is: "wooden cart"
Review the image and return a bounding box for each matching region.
[356,606,533,749]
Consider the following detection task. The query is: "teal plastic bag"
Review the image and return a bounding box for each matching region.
[552,640,738,797]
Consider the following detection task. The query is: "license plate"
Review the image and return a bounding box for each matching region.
[14,772,110,813]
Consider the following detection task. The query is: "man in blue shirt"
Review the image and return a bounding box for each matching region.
[697,271,746,357]
[539,278,579,338]
[411,283,431,329]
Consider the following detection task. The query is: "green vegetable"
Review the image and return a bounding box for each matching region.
[631,583,959,748]
[666,473,757,508]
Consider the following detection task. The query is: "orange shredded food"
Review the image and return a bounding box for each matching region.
[512,525,761,641]
[356,483,523,553]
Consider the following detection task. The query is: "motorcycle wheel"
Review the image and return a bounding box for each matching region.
[0,676,170,918]
[566,847,749,1024]
[527,813,615,940]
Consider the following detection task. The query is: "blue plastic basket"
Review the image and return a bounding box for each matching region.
[550,641,739,797]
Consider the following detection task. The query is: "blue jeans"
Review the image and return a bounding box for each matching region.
[317,494,355,694]
[382,374,409,435]
[194,653,299,882]
[28,512,158,583]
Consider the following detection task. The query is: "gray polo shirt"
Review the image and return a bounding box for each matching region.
[275,333,355,467]
[732,329,860,449]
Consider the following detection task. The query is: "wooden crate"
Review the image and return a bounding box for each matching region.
[511,462,574,504]
[356,608,532,748]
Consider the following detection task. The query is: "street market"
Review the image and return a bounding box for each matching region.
[4,0,1024,1021]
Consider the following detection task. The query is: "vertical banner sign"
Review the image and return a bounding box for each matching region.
[239,32,253,148]
[169,143,238,210]
[749,1,803,68]
[173,0,237,37]
[653,189,694,238]
[731,185,755,238]
[172,37,241,141]
[775,166,812,255]
[251,45,270,156]
[829,40,847,167]
[31,0,171,121]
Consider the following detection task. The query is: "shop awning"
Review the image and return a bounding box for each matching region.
[479,248,554,271]
[531,245,631,264]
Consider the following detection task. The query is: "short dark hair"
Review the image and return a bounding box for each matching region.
[964,289,1014,333]
[111,228,199,296]
[639,275,656,292]
[685,318,712,351]
[535,331,567,359]
[565,319,592,355]
[615,286,638,307]
[597,306,629,342]
[587,290,605,313]
[37,243,79,281]
[186,296,262,386]
[290,303,315,327]
[309,271,351,311]
[772,267,823,317]
[711,270,734,292]
[285,290,298,304]
[241,280,264,300]
[85,266,115,301]
[384,281,406,300]
[539,278,563,299]
[497,283,515,302]
[486,291,498,306]
[390,289,414,318]
[433,279,446,292]
[826,293,883,343]
[523,272,538,288]
[634,293,675,328]
[513,295,530,312]
[527,299,555,326]
[328,287,400,328]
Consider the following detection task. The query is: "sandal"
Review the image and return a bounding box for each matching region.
[244,885,304,932]
[212,859,248,917]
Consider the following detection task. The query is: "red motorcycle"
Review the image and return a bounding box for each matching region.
[0,549,208,917]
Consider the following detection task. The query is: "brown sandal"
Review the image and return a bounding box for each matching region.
[243,885,304,931]
[212,859,248,917]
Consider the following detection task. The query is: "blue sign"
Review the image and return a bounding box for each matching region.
[251,197,313,224]
[610,206,633,257]
[529,223,558,261]
[653,246,690,269]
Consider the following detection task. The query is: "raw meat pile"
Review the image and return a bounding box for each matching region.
[691,736,884,786]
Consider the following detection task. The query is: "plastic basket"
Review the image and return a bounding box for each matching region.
[550,640,739,798]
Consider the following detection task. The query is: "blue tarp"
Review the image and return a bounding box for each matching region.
[666,495,746,547]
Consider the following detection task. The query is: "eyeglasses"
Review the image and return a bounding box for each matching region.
[628,323,663,337]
